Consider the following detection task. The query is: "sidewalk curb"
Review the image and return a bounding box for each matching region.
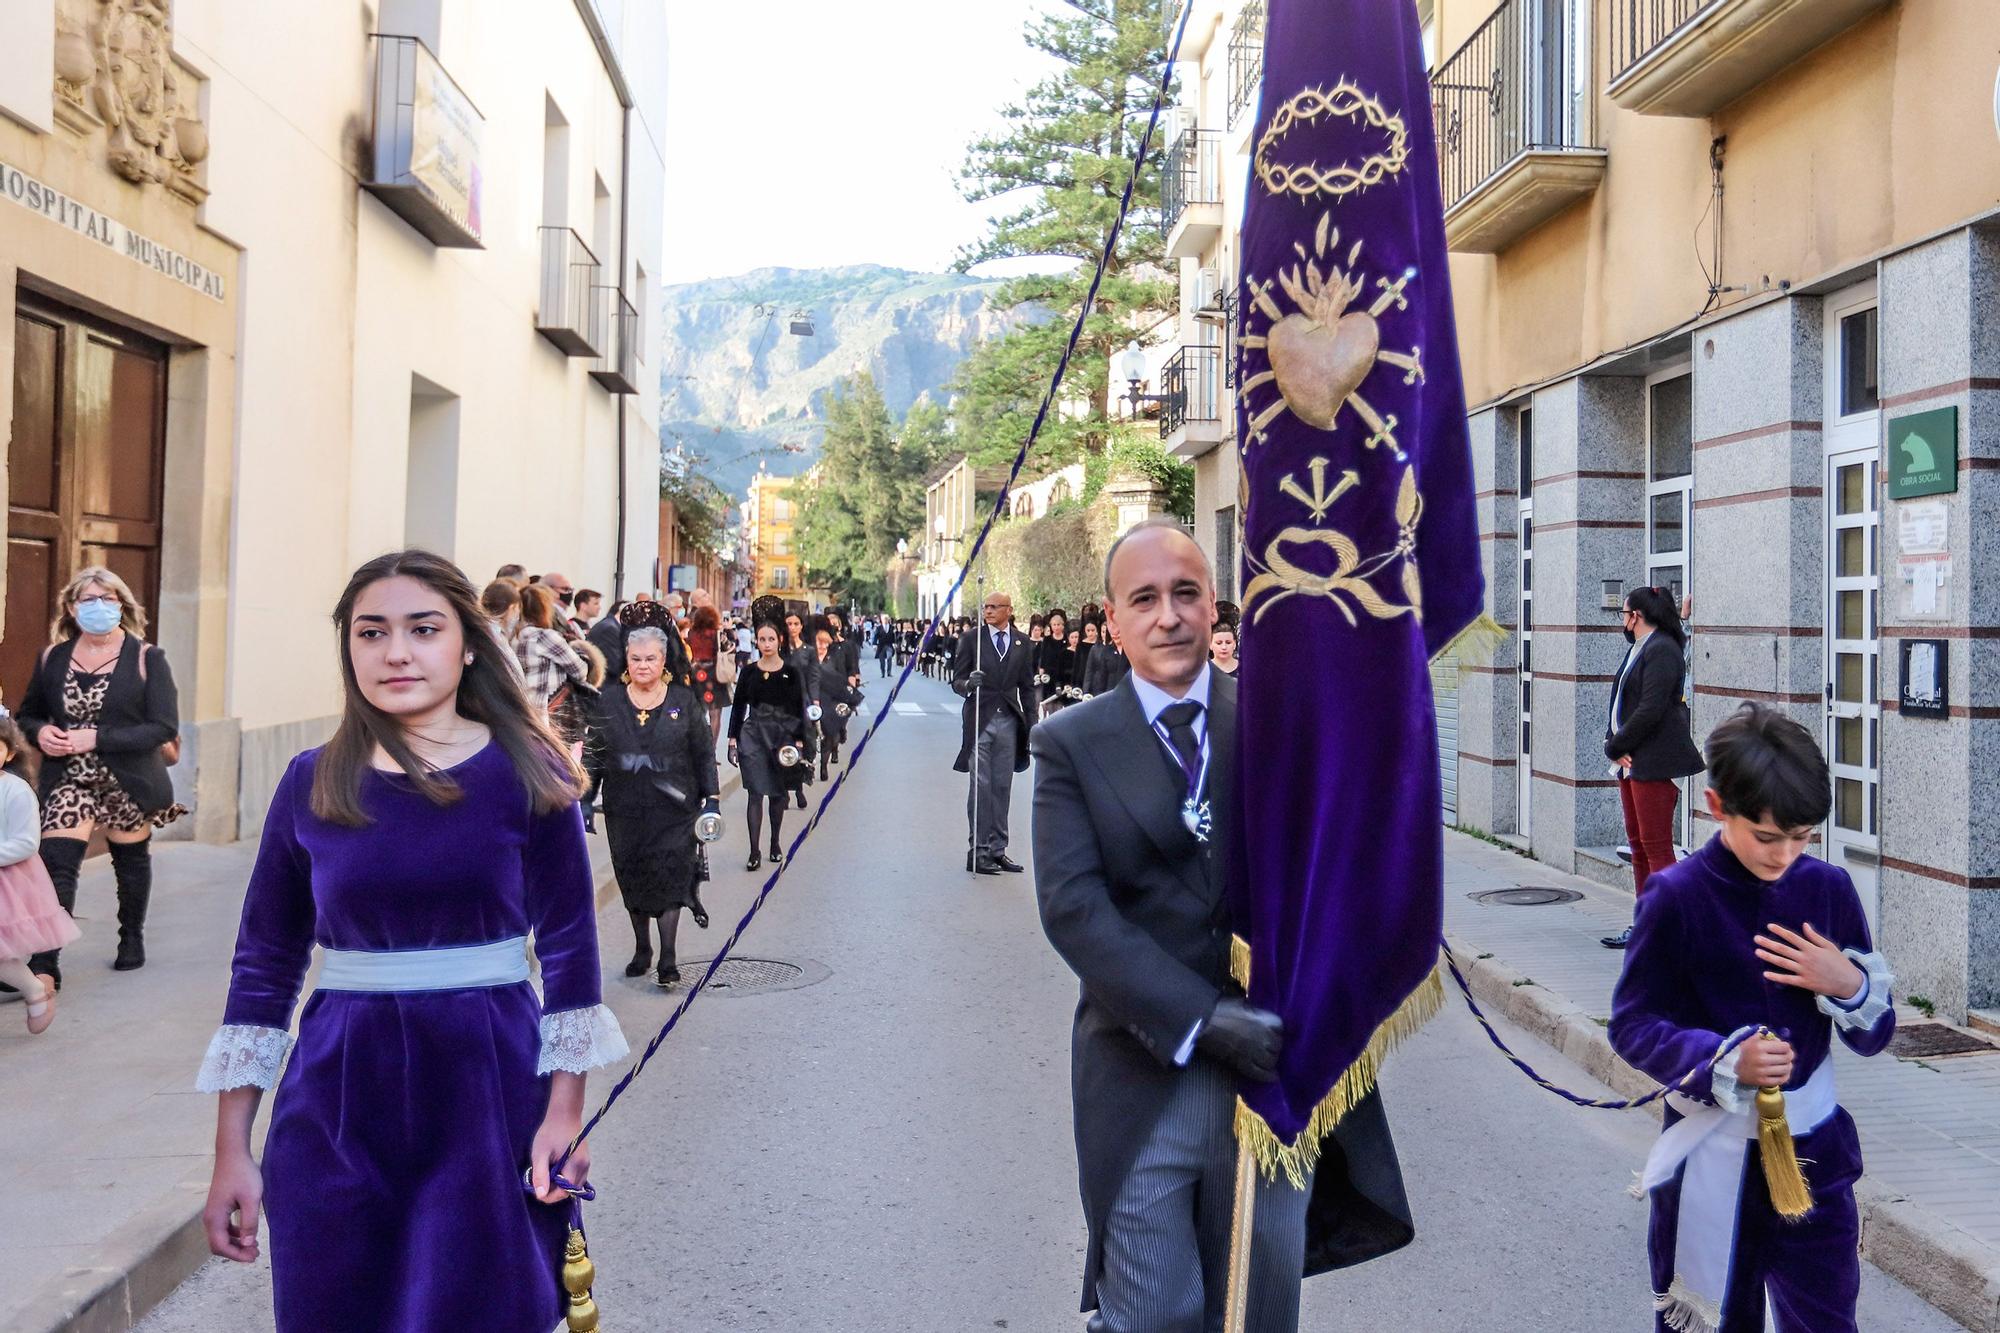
[1444,933,2000,1333]
[40,803,657,1333]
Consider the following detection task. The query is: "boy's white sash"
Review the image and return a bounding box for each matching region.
[1641,1050,1838,1332]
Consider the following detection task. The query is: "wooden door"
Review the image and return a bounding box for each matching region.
[6,295,168,710]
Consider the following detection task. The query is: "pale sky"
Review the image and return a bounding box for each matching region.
[660,1,1066,284]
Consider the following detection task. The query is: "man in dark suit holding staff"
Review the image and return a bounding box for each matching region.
[953,589,1036,875]
[1032,519,1412,1332]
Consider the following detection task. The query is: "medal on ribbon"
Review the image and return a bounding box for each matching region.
[1154,717,1212,845]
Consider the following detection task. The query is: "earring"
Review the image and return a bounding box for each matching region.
[621,671,631,684]
[464,654,475,665]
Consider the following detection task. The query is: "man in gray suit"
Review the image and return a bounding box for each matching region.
[953,590,1036,875]
[1032,521,1413,1331]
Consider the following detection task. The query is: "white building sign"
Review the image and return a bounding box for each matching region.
[0,155,226,302]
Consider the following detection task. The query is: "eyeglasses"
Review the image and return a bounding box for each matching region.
[75,595,119,609]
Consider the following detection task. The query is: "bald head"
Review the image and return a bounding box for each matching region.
[1104,520,1216,691]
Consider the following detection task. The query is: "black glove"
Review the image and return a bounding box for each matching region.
[966,670,986,688]
[726,741,739,767]
[1196,998,1284,1083]
[702,797,720,817]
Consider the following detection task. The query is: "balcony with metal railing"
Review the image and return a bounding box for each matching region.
[1163,128,1224,261]
[536,226,605,357]
[1607,0,1891,117]
[1160,343,1226,459]
[1431,0,1606,254]
[1227,1,1265,132]
[589,288,640,393]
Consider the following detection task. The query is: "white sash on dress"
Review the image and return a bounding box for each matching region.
[317,936,531,992]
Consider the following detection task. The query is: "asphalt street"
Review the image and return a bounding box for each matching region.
[139,671,1956,1331]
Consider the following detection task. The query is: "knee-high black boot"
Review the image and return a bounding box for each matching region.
[110,838,153,971]
[625,911,653,977]
[28,837,87,985]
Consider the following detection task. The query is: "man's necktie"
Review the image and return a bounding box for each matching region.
[1158,699,1205,777]
[995,632,1008,660]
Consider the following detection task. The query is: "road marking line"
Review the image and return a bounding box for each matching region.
[894,703,926,715]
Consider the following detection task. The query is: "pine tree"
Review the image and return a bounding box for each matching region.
[797,375,948,607]
[952,0,1179,470]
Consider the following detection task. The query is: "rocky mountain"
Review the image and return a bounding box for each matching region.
[658,265,1037,503]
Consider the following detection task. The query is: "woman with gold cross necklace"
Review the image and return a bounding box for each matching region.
[582,623,719,988]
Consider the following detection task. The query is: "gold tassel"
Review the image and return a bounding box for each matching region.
[1755,1082,1815,1221]
[562,1226,600,1331]
[1432,612,1510,668]
[1233,959,1446,1189]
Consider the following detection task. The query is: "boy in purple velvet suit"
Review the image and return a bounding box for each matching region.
[1610,703,1895,1333]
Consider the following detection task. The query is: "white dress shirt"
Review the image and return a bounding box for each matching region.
[1129,664,1215,1065]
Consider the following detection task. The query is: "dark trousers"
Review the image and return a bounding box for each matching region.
[966,710,1018,859]
[1089,1057,1310,1333]
[1620,777,1681,896]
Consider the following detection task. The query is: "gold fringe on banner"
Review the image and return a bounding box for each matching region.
[1231,952,1446,1190]
[1433,612,1509,668]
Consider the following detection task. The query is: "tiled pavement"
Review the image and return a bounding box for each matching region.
[1440,829,2000,1328]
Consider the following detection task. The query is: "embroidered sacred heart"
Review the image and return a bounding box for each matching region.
[1267,311,1380,431]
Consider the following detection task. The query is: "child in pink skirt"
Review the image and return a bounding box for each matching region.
[0,714,75,1034]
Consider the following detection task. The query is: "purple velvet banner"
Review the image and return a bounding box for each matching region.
[1230,0,1484,1148]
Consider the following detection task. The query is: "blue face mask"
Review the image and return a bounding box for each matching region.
[75,599,122,635]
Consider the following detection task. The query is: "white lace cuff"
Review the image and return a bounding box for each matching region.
[1818,948,1894,1031]
[537,1004,630,1075]
[195,1024,294,1092]
[1709,1041,1747,1114]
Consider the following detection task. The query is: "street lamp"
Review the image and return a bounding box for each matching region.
[1118,340,1170,416]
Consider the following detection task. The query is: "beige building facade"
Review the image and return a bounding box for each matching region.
[1429,0,2000,1023]
[0,0,668,839]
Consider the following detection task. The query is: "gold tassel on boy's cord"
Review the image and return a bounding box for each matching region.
[562,1227,601,1331]
[1753,1031,1814,1221]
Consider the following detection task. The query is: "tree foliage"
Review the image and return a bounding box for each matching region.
[950,0,1177,470]
[796,375,948,607]
[658,447,731,553]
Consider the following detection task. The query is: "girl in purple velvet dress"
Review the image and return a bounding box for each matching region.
[1611,704,1894,1333]
[194,550,628,1332]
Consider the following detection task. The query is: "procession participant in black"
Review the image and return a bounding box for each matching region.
[1038,608,1075,715]
[727,620,811,871]
[825,609,864,731]
[583,626,719,988]
[781,612,821,808]
[1082,620,1131,697]
[1032,521,1411,1332]
[810,624,856,779]
[952,591,1035,876]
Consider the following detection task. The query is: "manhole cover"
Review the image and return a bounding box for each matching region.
[675,956,824,997]
[1891,1023,1999,1060]
[1471,886,1584,907]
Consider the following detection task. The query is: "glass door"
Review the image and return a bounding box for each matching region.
[1517,406,1534,842]
[1646,370,1694,848]
[1824,287,1881,927]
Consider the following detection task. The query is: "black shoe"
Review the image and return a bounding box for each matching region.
[745,851,762,872]
[794,790,808,809]
[1601,927,1632,949]
[690,896,710,930]
[769,844,784,867]
[994,855,1024,874]
[655,964,681,989]
[974,857,1004,876]
[624,948,654,978]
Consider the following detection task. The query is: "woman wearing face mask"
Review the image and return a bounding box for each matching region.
[1600,584,1706,950]
[728,617,811,870]
[15,568,184,982]
[583,626,719,988]
[194,550,626,1331]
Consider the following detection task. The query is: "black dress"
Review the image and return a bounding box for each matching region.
[728,662,811,799]
[584,683,719,915]
[1037,637,1075,713]
[814,648,859,745]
